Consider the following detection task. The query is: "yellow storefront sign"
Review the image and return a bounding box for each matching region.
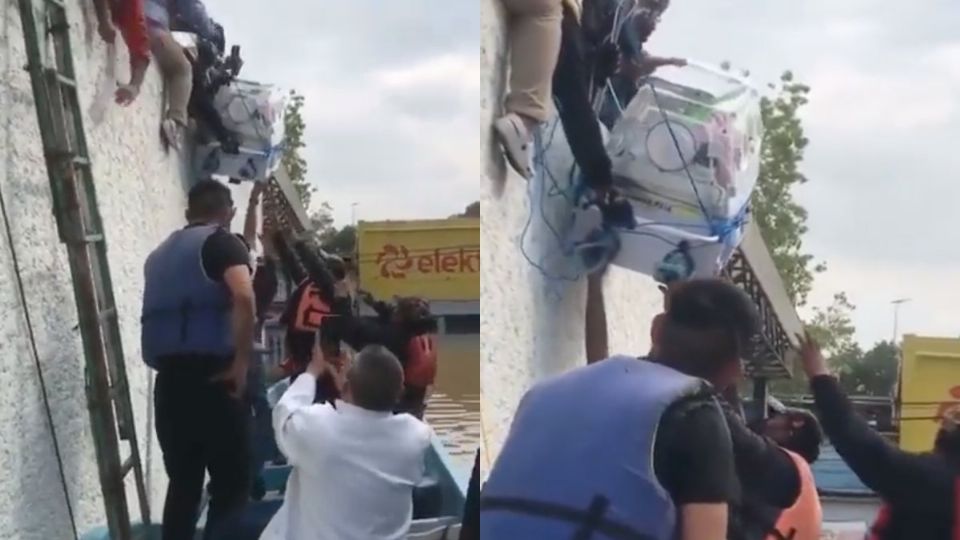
[357,218,480,302]
[899,335,960,452]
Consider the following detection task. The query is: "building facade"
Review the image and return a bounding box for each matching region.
[1,2,182,536]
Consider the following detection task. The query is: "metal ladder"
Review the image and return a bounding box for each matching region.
[18,1,150,538]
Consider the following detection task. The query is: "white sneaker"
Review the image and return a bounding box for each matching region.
[493,113,535,179]
[160,118,184,152]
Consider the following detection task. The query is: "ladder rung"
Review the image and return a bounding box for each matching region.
[81,234,105,243]
[54,73,75,89]
[98,307,117,322]
[119,455,135,478]
[43,68,75,90]
[43,150,89,168]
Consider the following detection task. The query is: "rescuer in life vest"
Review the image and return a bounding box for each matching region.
[272,230,351,404]
[141,179,255,540]
[798,334,960,540]
[721,397,824,540]
[481,279,759,540]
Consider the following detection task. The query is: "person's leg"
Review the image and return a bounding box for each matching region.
[495,0,563,178]
[245,360,270,499]
[155,370,207,540]
[149,29,193,149]
[501,0,563,123]
[202,379,252,540]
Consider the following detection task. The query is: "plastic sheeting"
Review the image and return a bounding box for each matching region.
[606,62,762,226]
[540,61,762,280]
[194,79,287,182]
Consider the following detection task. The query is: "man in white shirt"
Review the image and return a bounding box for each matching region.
[259,343,433,540]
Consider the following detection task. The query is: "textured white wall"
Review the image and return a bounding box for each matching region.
[480,0,664,470]
[0,1,206,537]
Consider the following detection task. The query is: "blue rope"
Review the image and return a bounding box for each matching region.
[646,80,721,236]
[517,126,583,283]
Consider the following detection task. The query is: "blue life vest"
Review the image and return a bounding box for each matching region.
[141,225,234,367]
[144,0,170,29]
[480,356,709,540]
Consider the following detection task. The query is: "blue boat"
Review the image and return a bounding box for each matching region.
[80,431,468,540]
[812,445,881,532]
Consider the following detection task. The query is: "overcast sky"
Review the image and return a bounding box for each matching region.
[205,0,480,227]
[648,0,960,346]
[204,0,957,347]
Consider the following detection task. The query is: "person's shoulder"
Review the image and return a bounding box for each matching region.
[395,415,433,448]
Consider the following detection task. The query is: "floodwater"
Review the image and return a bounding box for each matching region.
[425,333,480,472]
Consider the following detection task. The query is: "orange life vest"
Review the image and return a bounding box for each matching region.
[767,449,822,540]
[405,334,438,389]
[292,282,335,332]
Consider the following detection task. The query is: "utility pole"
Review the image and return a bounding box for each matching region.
[892,298,910,345]
[351,202,359,227]
[891,298,910,426]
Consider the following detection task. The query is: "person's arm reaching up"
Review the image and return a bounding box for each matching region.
[273,344,329,466]
[273,231,306,284]
[292,237,336,302]
[800,335,954,511]
[243,183,263,249]
[584,272,609,363]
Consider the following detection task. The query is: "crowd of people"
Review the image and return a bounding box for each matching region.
[480,278,960,539]
[139,179,471,539]
[484,1,960,537]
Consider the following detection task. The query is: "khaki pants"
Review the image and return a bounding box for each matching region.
[149,29,192,125]
[501,0,563,122]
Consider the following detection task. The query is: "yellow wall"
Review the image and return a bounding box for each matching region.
[357,218,480,302]
[899,335,960,452]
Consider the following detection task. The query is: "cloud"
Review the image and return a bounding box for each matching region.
[202,0,480,226]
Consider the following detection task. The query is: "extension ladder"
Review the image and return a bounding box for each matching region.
[17,0,150,538]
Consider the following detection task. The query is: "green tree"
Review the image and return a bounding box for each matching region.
[752,72,825,307]
[282,90,313,210]
[321,225,357,256]
[836,341,899,397]
[458,201,480,218]
[806,292,858,357]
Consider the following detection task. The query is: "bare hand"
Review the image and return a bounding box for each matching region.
[797,332,830,378]
[98,23,116,44]
[250,181,266,200]
[115,84,139,106]
[669,58,688,67]
[211,360,248,399]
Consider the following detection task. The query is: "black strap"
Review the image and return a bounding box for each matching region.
[480,496,656,540]
[572,496,611,540]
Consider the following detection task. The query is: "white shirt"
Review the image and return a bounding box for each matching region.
[260,372,432,540]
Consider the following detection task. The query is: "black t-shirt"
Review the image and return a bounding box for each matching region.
[652,394,741,506]
[198,226,251,281]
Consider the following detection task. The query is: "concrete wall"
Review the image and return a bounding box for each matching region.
[479,0,663,470]
[0,1,207,537]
